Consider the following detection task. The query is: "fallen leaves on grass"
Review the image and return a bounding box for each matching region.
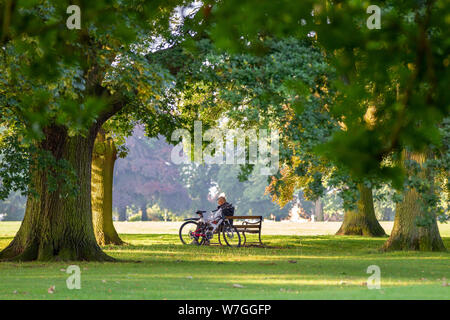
[233,284,244,288]
[48,285,56,294]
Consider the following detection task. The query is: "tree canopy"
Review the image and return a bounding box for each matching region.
[0,1,448,260]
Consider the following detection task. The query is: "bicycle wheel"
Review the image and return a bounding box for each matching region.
[179,221,205,245]
[222,224,241,247]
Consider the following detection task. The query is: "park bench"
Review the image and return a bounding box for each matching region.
[224,216,264,246]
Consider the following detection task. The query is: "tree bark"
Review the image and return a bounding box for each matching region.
[382,152,446,251]
[91,129,123,246]
[314,199,324,221]
[0,125,114,261]
[336,184,386,237]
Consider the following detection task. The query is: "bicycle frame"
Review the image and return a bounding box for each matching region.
[190,210,232,241]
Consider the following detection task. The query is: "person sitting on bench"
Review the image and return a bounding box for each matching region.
[216,196,234,221]
[192,197,235,245]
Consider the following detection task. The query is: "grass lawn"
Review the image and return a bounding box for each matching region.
[0,222,449,300]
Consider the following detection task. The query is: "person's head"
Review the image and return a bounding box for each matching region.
[217,196,226,206]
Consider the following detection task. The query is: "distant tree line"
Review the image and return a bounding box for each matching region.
[0,127,415,223]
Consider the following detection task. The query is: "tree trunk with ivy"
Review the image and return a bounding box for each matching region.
[382,152,445,251]
[0,125,114,261]
[0,104,123,262]
[91,128,123,246]
[336,184,386,237]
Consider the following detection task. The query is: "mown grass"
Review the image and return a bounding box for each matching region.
[0,224,449,300]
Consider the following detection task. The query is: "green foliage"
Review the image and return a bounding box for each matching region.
[0,192,26,221]
[0,132,33,199]
[373,185,396,221]
[215,164,291,219]
[177,37,340,205]
[1,0,448,228]
[0,1,193,200]
[180,1,450,226]
[204,0,450,184]
[0,130,78,200]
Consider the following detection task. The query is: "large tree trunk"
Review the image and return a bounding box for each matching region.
[336,184,386,237]
[0,125,113,261]
[382,152,446,251]
[91,129,123,246]
[314,199,324,221]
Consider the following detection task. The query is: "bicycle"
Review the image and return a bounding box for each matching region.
[179,209,241,247]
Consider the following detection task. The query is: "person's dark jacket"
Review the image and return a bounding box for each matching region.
[218,202,235,218]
